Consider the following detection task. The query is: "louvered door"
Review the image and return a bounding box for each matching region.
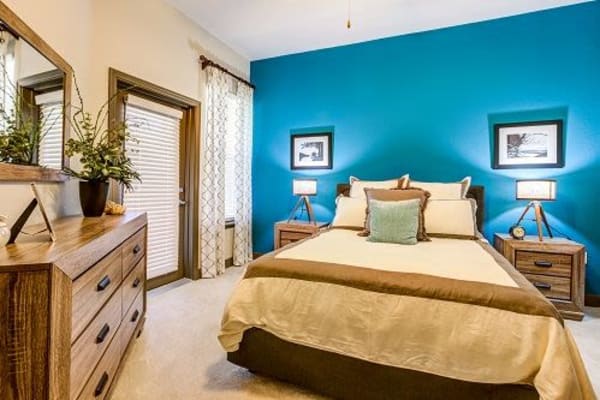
[123,95,184,282]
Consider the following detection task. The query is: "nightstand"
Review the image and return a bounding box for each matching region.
[274,220,329,249]
[494,233,586,321]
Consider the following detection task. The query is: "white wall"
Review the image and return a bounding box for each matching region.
[0,0,245,258]
[16,39,57,80]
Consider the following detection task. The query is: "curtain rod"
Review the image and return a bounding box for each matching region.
[199,55,255,89]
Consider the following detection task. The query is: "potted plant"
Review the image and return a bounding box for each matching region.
[63,81,140,217]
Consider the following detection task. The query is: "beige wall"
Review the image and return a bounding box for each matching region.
[16,39,57,80]
[0,0,247,243]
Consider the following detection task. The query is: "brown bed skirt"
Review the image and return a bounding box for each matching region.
[227,328,539,400]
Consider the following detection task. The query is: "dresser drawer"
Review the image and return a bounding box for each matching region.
[76,331,121,400]
[122,257,145,317]
[122,229,146,277]
[120,290,144,355]
[524,273,571,301]
[515,250,572,277]
[72,248,123,342]
[70,288,122,400]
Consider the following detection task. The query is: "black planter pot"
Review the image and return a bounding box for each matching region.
[79,181,109,217]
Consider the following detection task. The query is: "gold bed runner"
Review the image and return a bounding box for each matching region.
[245,251,562,322]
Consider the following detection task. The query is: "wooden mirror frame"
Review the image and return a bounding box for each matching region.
[0,1,72,182]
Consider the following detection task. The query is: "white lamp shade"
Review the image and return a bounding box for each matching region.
[516,180,556,201]
[293,179,317,196]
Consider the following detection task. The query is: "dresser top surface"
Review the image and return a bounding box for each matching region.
[0,212,147,275]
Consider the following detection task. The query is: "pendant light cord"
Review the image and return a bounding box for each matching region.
[347,0,352,29]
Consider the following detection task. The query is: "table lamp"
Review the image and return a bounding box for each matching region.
[513,179,556,241]
[288,179,317,224]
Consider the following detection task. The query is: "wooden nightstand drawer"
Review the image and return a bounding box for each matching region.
[515,250,572,277]
[280,231,311,241]
[274,221,329,249]
[493,233,586,321]
[523,273,571,301]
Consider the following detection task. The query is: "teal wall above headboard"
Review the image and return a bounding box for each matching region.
[250,2,600,294]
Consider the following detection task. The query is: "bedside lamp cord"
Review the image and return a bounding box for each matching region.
[528,218,572,240]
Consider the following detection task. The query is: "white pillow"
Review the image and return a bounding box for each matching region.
[349,174,410,199]
[331,196,367,228]
[424,199,478,239]
[409,177,471,200]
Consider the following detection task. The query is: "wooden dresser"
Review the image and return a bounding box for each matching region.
[274,220,329,249]
[0,212,147,400]
[494,233,586,321]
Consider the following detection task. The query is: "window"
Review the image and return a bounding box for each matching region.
[36,90,63,169]
[0,40,16,131]
[123,95,183,280]
[224,94,240,221]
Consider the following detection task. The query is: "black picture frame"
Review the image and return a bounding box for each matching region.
[493,119,564,169]
[290,131,333,170]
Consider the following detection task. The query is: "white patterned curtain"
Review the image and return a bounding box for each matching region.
[232,83,253,266]
[200,66,254,277]
[200,67,229,278]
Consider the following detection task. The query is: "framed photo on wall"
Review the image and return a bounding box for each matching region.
[493,120,564,169]
[290,131,333,170]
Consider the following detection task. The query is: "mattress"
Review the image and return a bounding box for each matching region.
[219,228,595,400]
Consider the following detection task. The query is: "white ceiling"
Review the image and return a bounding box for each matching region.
[167,0,590,61]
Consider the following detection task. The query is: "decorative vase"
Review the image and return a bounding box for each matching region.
[0,215,10,247]
[79,181,109,217]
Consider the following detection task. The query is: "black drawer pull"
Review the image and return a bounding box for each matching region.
[534,261,553,268]
[94,372,109,397]
[132,277,141,288]
[133,244,142,254]
[131,309,140,323]
[96,275,111,291]
[533,282,552,290]
[96,323,110,344]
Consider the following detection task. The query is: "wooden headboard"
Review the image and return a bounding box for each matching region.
[336,184,485,232]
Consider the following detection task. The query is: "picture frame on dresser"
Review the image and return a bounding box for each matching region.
[493,120,564,169]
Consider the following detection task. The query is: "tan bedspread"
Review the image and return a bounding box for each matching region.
[219,230,596,400]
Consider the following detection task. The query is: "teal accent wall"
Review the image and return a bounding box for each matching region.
[251,2,600,294]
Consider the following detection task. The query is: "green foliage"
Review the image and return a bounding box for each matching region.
[0,71,56,166]
[62,76,141,190]
[0,107,43,165]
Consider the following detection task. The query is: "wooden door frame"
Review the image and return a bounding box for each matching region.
[108,68,201,287]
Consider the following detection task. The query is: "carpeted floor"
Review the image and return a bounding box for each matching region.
[111,266,599,399]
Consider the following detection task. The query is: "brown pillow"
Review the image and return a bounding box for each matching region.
[361,188,431,241]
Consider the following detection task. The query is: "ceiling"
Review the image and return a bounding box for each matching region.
[167,0,590,61]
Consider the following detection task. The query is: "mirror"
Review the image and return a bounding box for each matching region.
[0,2,72,182]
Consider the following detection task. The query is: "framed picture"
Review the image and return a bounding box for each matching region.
[493,120,564,169]
[290,131,333,170]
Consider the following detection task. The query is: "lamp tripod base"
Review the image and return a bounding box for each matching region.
[516,201,553,242]
[287,195,316,224]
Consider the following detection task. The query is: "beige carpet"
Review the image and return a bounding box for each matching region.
[111,266,600,399]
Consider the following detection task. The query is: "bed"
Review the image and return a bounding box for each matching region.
[219,184,595,400]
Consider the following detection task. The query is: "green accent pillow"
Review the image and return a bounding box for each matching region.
[367,199,419,245]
